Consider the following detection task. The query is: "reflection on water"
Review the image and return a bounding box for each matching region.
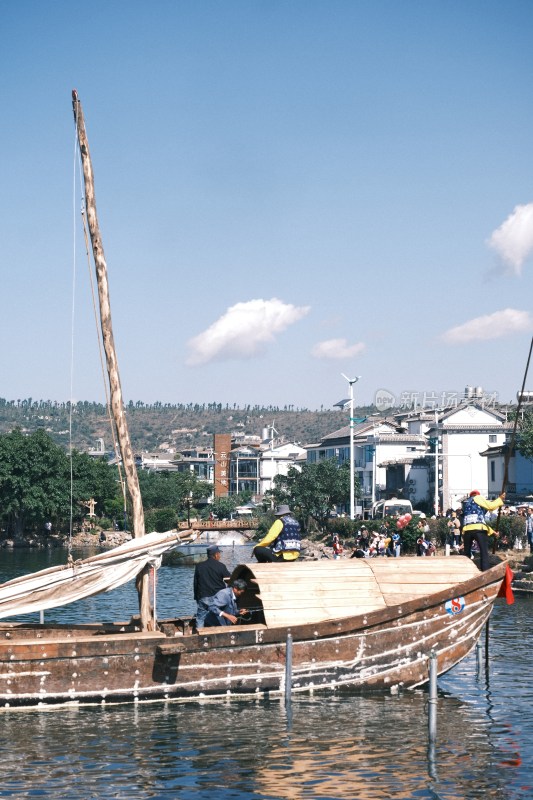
[1,687,531,800]
[0,551,532,799]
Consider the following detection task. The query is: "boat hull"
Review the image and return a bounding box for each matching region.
[0,561,506,709]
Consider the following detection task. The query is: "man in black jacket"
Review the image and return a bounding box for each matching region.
[193,545,231,630]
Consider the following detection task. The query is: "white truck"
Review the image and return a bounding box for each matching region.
[371,498,413,518]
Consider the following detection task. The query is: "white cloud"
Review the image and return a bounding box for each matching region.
[441,308,533,344]
[487,203,533,275]
[186,298,310,366]
[311,338,366,360]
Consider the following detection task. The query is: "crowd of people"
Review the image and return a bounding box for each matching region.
[347,522,402,559]
[332,494,533,566]
[328,515,434,559]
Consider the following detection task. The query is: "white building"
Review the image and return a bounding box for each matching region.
[306,418,427,515]
[426,403,509,511]
[308,391,512,515]
[135,452,180,471]
[259,442,307,495]
[481,443,533,503]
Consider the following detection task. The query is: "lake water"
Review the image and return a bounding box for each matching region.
[0,546,532,799]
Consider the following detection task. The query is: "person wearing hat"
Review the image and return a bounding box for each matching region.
[462,490,505,571]
[253,504,301,562]
[193,544,231,629]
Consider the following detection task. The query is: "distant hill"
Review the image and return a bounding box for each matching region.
[0,398,376,454]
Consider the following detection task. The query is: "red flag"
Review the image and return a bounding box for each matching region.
[497,564,515,605]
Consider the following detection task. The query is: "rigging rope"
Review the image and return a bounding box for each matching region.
[493,334,533,548]
[501,335,533,496]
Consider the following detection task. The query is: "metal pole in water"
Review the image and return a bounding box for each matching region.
[428,649,437,744]
[152,566,157,629]
[285,632,293,704]
[476,638,482,680]
[40,610,44,624]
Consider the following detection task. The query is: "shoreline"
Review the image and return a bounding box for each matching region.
[2,534,532,594]
[0,530,133,550]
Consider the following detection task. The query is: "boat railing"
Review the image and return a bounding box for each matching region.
[177,518,259,531]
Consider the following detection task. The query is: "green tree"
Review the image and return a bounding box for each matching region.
[103,496,128,529]
[137,469,210,517]
[516,409,533,460]
[0,429,70,538]
[0,430,123,539]
[137,471,180,509]
[145,507,178,533]
[210,495,239,520]
[70,451,121,524]
[268,459,357,531]
[175,471,210,509]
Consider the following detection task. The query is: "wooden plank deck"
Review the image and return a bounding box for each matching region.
[236,557,480,627]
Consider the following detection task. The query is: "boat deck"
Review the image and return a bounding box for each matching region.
[233,556,482,627]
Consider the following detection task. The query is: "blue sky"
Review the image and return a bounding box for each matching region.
[1,1,533,413]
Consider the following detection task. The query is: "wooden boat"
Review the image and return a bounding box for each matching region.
[0,93,512,709]
[0,556,510,708]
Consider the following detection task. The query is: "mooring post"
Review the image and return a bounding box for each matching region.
[476,638,482,679]
[428,649,437,744]
[285,632,293,704]
[151,566,157,629]
[40,610,44,624]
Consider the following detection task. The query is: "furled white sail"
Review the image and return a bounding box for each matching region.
[0,530,197,620]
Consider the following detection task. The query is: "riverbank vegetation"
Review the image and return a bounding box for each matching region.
[1,429,528,556]
[0,429,118,540]
[0,430,290,543]
[0,430,213,542]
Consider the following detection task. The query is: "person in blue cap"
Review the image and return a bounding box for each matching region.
[193,544,230,629]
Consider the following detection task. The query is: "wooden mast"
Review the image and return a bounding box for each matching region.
[72,90,153,630]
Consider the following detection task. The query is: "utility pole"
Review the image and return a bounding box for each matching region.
[341,374,360,520]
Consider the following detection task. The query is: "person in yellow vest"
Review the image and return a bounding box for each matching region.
[462,490,505,571]
[253,504,301,562]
